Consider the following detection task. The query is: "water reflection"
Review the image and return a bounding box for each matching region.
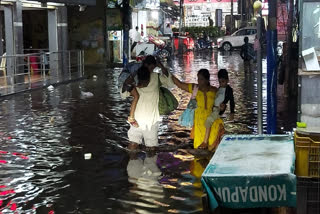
[0,50,295,213]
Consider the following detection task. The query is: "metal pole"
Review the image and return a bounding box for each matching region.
[231,0,233,33]
[0,13,4,56]
[82,50,85,76]
[79,50,82,76]
[240,0,243,26]
[267,0,278,134]
[178,0,184,54]
[78,50,80,76]
[286,0,295,96]
[27,56,31,88]
[68,51,71,77]
[257,12,263,134]
[41,53,45,79]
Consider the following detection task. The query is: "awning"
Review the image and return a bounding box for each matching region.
[160,0,179,18]
[26,0,96,5]
[160,0,177,8]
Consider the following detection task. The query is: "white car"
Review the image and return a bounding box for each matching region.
[217,27,257,51]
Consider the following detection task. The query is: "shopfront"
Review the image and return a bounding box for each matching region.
[298,0,320,126]
[106,3,123,63]
[130,0,160,57]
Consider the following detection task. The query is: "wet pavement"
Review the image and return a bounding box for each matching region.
[0,50,297,213]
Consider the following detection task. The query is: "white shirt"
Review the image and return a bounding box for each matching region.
[133,30,142,43]
[164,25,173,36]
[214,87,226,107]
[135,72,174,130]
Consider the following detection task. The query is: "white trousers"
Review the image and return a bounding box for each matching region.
[128,122,159,147]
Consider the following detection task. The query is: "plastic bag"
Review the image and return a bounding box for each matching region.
[159,86,178,115]
[178,99,197,127]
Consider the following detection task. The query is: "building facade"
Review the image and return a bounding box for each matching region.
[173,0,238,28]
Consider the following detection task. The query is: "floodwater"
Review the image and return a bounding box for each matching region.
[0,51,296,213]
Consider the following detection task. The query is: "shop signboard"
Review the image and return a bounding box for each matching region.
[27,0,96,5]
[277,2,288,41]
[146,0,160,9]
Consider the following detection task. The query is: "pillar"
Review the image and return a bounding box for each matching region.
[57,6,69,79]
[4,5,14,81]
[122,0,131,66]
[178,0,184,54]
[13,0,24,83]
[48,9,59,80]
[231,0,234,33]
[0,12,4,56]
[48,6,69,81]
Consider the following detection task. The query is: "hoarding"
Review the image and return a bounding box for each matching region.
[26,0,96,5]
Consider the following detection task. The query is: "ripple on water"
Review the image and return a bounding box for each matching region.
[0,51,295,213]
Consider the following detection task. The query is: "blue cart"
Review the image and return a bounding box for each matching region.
[201,135,297,213]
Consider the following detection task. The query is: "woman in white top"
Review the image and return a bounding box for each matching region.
[124,56,174,150]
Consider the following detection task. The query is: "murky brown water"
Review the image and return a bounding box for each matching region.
[0,50,297,213]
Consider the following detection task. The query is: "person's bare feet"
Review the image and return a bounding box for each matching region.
[198,141,208,149]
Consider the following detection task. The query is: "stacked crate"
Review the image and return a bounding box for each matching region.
[295,129,320,214]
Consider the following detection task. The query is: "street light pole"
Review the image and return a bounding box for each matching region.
[122,0,131,66]
[231,0,233,33]
[257,13,263,134]
[254,1,263,134]
[178,0,184,54]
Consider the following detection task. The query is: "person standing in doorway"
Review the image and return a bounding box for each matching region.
[131,26,142,53]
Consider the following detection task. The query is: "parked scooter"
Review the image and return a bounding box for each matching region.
[135,35,172,61]
[148,35,172,59]
[136,47,148,62]
[196,36,214,50]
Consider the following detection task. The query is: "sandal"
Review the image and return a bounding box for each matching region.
[127,117,139,128]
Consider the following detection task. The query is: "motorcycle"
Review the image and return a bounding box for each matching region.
[196,36,214,50]
[135,35,172,61]
[148,35,172,59]
[136,47,148,62]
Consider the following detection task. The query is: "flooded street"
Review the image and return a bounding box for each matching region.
[0,51,296,213]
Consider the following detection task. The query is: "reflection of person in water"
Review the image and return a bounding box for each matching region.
[190,157,210,198]
[127,153,161,186]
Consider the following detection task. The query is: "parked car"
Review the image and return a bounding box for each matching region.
[217,27,257,51]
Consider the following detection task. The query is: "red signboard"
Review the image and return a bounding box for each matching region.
[174,0,237,4]
[277,3,288,37]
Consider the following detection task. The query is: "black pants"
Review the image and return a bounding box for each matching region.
[131,42,137,52]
